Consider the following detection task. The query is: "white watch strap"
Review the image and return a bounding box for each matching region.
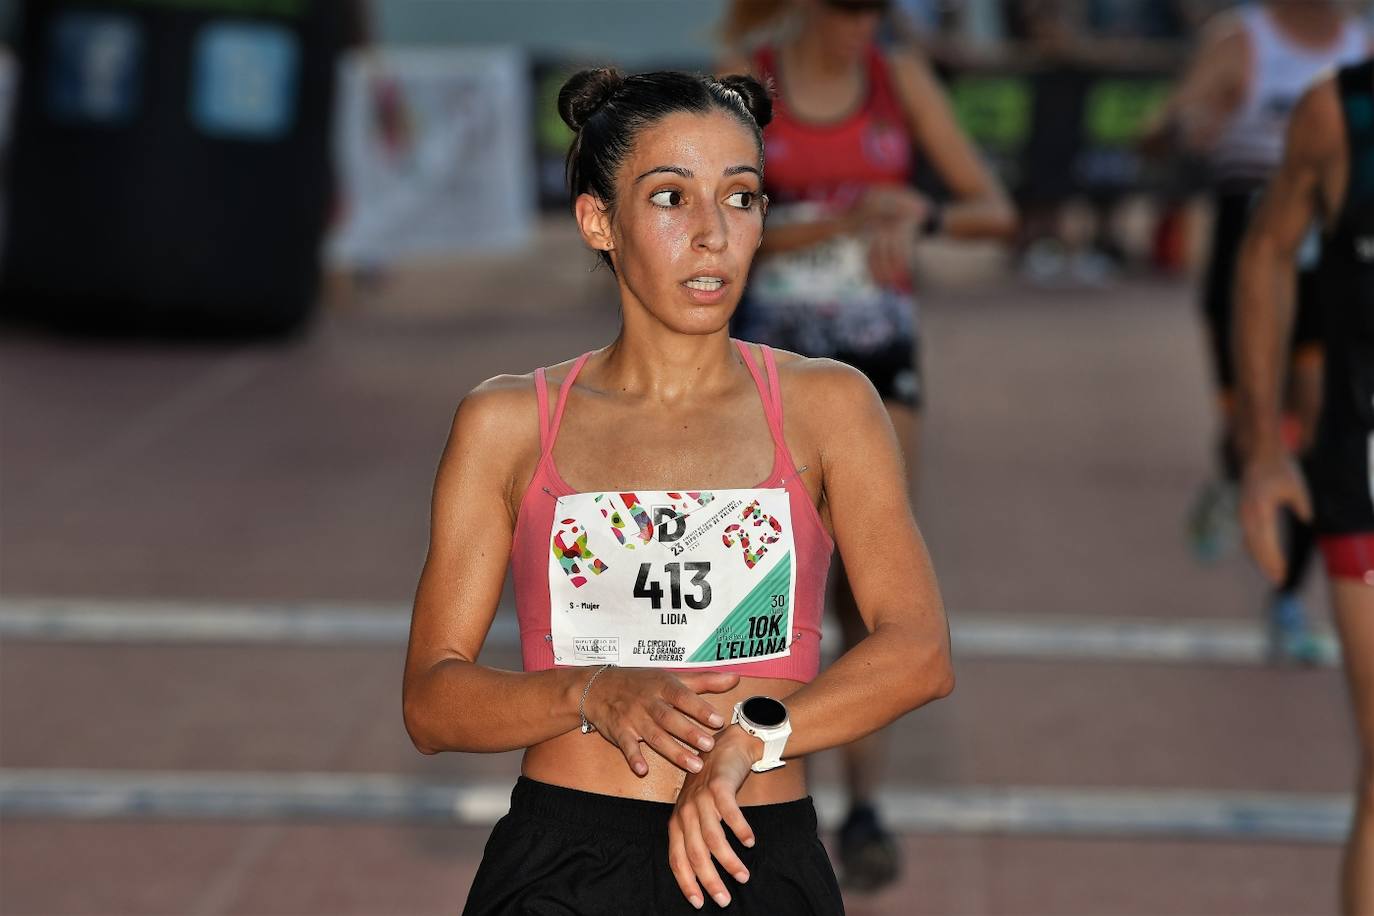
[732,700,790,773]
[752,733,788,773]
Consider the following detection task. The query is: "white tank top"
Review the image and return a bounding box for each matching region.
[1211,4,1368,185]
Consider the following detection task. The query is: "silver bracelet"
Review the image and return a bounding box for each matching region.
[578,663,614,734]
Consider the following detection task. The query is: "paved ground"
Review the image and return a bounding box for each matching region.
[0,224,1356,914]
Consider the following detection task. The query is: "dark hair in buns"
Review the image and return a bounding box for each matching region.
[557,67,625,133]
[558,68,774,271]
[715,74,773,130]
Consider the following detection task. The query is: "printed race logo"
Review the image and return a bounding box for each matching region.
[573,637,618,663]
[863,120,911,171]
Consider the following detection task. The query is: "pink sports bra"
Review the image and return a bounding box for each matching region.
[510,340,833,683]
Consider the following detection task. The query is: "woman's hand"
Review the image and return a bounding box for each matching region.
[866,220,917,287]
[848,187,926,286]
[1239,451,1313,584]
[666,727,762,909]
[850,186,930,228]
[582,669,740,777]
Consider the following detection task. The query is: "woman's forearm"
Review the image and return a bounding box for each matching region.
[759,213,860,255]
[403,659,585,755]
[775,620,954,761]
[942,194,1018,241]
[1234,230,1298,461]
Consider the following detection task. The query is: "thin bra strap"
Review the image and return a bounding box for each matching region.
[545,352,594,455]
[734,339,788,450]
[760,345,785,419]
[534,367,550,452]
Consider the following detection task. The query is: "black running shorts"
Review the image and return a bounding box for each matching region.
[1203,189,1323,392]
[462,777,845,915]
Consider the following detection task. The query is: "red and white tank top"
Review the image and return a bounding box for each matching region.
[753,44,916,207]
[748,44,919,308]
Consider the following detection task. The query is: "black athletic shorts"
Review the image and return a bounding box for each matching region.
[826,338,922,409]
[1203,189,1323,391]
[1310,338,1374,536]
[462,777,845,915]
[732,291,922,410]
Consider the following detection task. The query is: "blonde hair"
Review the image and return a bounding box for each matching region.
[718,0,792,46]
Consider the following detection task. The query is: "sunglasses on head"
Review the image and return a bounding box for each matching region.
[822,0,891,13]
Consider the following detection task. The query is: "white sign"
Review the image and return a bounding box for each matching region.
[327,47,534,265]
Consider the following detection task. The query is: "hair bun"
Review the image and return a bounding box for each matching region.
[558,68,625,132]
[716,74,773,130]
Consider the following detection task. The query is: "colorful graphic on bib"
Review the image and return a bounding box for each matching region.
[557,493,716,585]
[600,499,638,548]
[551,519,608,589]
[550,488,794,667]
[668,492,714,509]
[722,500,783,569]
[604,492,653,546]
[595,491,715,549]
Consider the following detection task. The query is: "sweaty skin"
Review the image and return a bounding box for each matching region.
[404,109,953,910]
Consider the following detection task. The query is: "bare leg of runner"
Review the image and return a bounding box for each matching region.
[1269,354,1325,664]
[836,404,918,890]
[1332,578,1374,915]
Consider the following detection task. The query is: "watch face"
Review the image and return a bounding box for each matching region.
[741,696,787,728]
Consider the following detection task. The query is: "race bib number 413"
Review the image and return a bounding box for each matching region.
[549,489,796,667]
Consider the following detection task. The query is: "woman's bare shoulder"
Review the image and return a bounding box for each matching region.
[444,353,587,469]
[452,372,534,431]
[451,355,585,432]
[770,350,886,421]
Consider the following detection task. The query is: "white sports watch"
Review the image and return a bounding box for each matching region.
[731,696,792,773]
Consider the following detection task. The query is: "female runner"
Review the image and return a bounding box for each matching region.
[403,67,954,914]
[717,0,1013,885]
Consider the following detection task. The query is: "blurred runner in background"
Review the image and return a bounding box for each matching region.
[717,0,1015,892]
[1235,55,1374,916]
[1142,0,1368,663]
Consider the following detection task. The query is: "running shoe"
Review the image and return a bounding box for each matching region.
[1186,477,1240,564]
[838,802,900,893]
[1265,592,1324,666]
[1068,248,1117,287]
[1021,238,1069,287]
